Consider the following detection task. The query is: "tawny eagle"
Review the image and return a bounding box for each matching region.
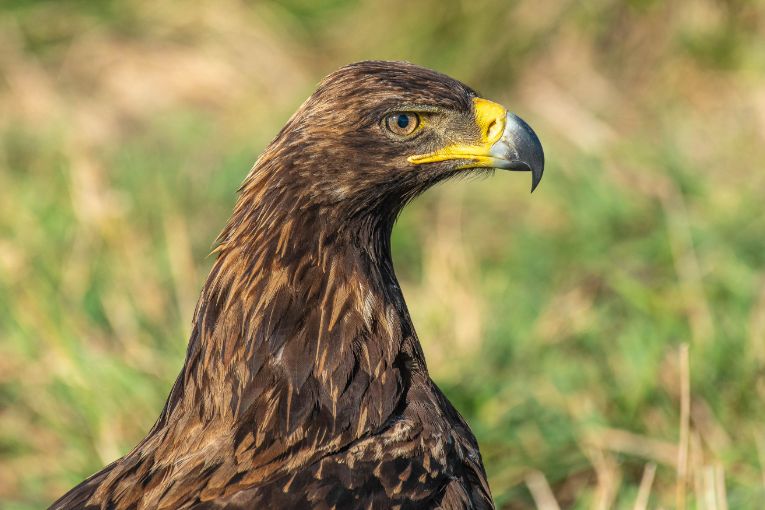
[51,61,544,510]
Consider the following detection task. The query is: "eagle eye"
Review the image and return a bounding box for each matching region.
[384,112,420,137]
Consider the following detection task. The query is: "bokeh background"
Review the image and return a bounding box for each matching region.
[1,1,764,508]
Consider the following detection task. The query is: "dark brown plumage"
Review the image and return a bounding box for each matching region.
[50,61,543,510]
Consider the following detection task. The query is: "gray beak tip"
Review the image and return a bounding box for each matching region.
[510,113,544,193]
[497,112,545,193]
[530,171,542,193]
[530,151,544,193]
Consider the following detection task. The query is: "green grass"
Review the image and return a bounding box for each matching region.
[1,1,765,508]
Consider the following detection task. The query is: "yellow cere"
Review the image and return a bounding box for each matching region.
[407,97,507,168]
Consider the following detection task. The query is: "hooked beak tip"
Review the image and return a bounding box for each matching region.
[491,112,545,192]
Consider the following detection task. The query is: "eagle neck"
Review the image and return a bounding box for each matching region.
[159,187,423,446]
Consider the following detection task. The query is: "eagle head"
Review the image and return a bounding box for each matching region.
[247,60,544,222]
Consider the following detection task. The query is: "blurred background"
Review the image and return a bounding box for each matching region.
[1,1,764,508]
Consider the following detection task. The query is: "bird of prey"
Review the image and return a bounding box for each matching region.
[50,61,544,510]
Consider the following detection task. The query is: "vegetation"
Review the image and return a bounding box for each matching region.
[1,1,764,508]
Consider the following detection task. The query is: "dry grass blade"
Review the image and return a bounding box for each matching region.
[633,463,656,510]
[585,427,678,467]
[691,431,705,509]
[524,470,561,510]
[584,447,621,510]
[701,465,721,510]
[714,464,728,510]
[676,343,690,510]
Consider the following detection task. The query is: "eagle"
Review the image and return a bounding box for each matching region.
[50,61,544,510]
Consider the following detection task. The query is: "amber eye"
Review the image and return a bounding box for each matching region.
[384,112,420,136]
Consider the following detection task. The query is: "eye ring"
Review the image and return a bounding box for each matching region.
[384,112,421,137]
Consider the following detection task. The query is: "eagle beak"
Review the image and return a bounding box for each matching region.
[408,98,545,192]
[490,112,545,192]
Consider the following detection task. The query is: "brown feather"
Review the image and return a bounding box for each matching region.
[50,61,494,510]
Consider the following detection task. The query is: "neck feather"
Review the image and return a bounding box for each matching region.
[155,162,424,449]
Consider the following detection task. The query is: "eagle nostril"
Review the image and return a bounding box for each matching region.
[486,117,503,142]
